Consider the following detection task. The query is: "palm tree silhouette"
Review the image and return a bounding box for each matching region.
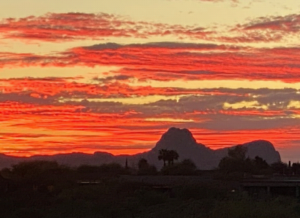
[167,150,179,165]
[158,149,168,167]
[158,149,179,166]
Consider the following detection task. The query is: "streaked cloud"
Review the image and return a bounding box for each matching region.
[1,42,300,83]
[0,13,211,42]
[2,12,300,45]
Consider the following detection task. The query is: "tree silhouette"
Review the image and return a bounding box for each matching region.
[166,150,179,165]
[137,158,157,175]
[161,159,197,175]
[158,149,179,166]
[271,161,288,175]
[219,146,272,177]
[11,160,60,178]
[219,145,249,173]
[138,158,149,170]
[253,156,269,169]
[158,149,168,166]
[228,145,247,160]
[292,163,300,175]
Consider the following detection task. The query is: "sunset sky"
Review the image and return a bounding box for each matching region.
[1,0,300,162]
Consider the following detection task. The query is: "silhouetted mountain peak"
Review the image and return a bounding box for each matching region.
[154,127,199,151]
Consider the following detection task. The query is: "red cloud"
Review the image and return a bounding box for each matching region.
[0,13,210,42]
[242,14,300,32]
[1,77,247,99]
[2,12,299,43]
[66,43,300,83]
[62,44,300,83]
[222,14,300,43]
[1,42,300,83]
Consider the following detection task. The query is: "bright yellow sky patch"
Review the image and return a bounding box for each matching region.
[287,101,300,109]
[223,101,268,110]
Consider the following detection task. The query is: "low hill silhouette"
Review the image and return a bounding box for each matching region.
[0,127,281,169]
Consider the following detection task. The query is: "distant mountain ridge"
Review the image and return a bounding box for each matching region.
[0,128,281,170]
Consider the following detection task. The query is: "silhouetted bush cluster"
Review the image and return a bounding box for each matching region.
[161,159,197,175]
[137,158,157,175]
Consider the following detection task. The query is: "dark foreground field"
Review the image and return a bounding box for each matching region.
[1,149,300,218]
[1,176,300,218]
